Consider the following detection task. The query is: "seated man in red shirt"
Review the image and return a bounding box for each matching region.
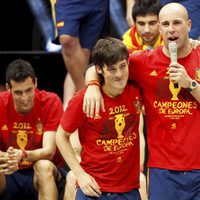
[0,59,65,200]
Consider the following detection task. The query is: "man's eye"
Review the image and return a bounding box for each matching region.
[174,21,181,25]
[14,91,22,96]
[120,65,126,69]
[162,23,169,27]
[26,88,33,93]
[138,23,145,26]
[149,22,157,26]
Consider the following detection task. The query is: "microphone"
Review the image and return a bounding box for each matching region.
[168,42,179,88]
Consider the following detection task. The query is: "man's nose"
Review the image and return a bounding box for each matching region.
[168,23,176,32]
[21,92,29,101]
[115,68,123,77]
[144,24,150,32]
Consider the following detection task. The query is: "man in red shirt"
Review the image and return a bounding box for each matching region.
[56,37,143,199]
[0,59,65,200]
[84,3,200,200]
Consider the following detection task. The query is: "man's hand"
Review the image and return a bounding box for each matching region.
[168,62,191,88]
[77,171,101,197]
[7,147,23,163]
[0,147,19,175]
[83,85,105,118]
[0,156,9,173]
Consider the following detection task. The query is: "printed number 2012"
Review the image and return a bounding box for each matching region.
[13,122,32,129]
[109,105,127,115]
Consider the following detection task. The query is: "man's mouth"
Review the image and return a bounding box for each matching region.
[168,37,178,41]
[143,34,152,38]
[20,102,29,107]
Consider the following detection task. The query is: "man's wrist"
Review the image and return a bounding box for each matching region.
[86,80,100,88]
[186,79,198,92]
[21,149,28,161]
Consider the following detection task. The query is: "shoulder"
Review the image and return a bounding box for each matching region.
[129,47,162,62]
[73,88,86,98]
[123,27,133,39]
[187,46,200,59]
[0,91,10,105]
[34,89,63,112]
[35,89,61,103]
[68,88,86,106]
[194,46,200,53]
[62,89,86,121]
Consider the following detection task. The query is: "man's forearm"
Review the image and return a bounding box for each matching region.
[191,84,200,103]
[56,126,84,177]
[85,65,99,84]
[22,131,56,162]
[24,148,55,162]
[126,0,135,27]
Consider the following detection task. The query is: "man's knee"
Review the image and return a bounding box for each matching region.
[59,35,79,50]
[33,160,56,181]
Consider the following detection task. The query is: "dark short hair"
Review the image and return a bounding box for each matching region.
[6,59,36,88]
[92,37,129,69]
[132,0,162,22]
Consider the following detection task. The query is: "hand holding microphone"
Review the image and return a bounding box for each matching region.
[168,42,179,88]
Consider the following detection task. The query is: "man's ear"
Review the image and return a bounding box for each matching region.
[187,19,192,32]
[157,22,161,34]
[95,65,103,75]
[6,83,10,91]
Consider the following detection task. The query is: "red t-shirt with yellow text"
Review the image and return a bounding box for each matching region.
[129,46,200,170]
[0,89,63,169]
[61,83,142,193]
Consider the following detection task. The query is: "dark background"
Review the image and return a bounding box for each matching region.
[0,0,111,100]
[0,0,50,51]
[0,0,66,100]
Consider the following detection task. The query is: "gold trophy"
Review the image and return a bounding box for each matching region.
[169,81,181,100]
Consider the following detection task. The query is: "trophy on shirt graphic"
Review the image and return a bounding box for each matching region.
[114,114,125,138]
[169,81,181,100]
[16,130,28,149]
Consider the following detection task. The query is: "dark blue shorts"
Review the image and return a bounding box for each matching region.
[1,166,67,200]
[149,168,200,200]
[76,187,141,200]
[53,0,108,49]
[57,166,67,195]
[1,168,37,200]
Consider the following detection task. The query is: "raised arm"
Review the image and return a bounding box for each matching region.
[83,65,105,118]
[126,0,135,27]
